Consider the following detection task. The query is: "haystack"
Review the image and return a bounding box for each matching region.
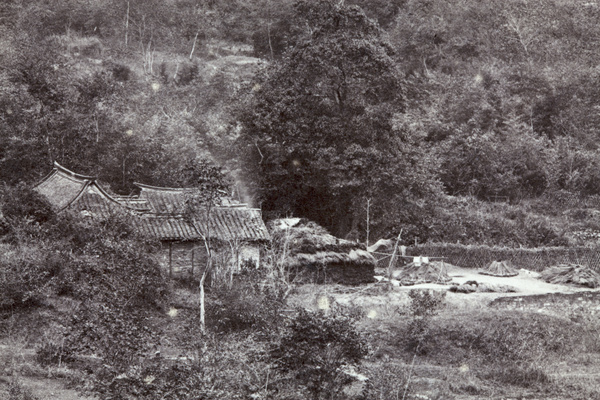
[397,260,452,286]
[270,218,375,285]
[479,260,518,277]
[540,264,600,288]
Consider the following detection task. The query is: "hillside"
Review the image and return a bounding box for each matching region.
[3,0,600,245]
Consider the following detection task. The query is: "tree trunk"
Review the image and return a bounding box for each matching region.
[199,257,211,335]
[189,31,199,60]
[125,0,129,47]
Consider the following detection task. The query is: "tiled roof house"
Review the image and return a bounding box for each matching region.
[34,163,270,275]
[132,183,270,242]
[34,162,132,217]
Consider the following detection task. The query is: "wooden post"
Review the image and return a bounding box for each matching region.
[169,242,173,279]
[191,248,195,277]
[387,230,403,286]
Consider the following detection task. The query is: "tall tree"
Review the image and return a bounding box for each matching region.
[181,159,230,334]
[239,0,436,237]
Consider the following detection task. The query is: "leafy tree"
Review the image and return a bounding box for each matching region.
[239,0,436,237]
[271,308,367,400]
[181,158,230,334]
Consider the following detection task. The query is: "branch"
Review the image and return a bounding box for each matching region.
[255,141,264,164]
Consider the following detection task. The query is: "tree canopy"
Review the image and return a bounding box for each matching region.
[238,0,439,237]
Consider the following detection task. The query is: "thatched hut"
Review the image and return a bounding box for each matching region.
[479,260,518,277]
[271,219,375,285]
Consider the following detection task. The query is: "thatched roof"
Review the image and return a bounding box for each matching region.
[540,264,600,288]
[271,219,361,256]
[479,260,519,277]
[270,218,375,284]
[397,261,452,285]
[286,249,376,269]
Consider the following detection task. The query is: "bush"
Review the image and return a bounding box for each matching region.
[1,184,55,226]
[36,339,70,367]
[271,308,368,400]
[479,364,552,388]
[409,310,577,365]
[405,290,445,354]
[89,333,272,400]
[0,247,63,311]
[8,378,39,400]
[206,281,283,334]
[361,361,411,400]
[111,63,131,81]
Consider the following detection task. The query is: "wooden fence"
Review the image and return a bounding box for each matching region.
[405,243,600,272]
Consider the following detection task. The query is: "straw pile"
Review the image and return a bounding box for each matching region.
[397,260,452,286]
[270,218,375,285]
[449,280,517,293]
[540,264,600,288]
[479,260,519,277]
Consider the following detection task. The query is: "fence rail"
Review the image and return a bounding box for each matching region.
[405,243,600,272]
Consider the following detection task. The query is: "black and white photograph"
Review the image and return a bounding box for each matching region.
[1,0,600,399]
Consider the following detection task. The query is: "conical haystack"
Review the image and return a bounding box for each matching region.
[397,260,452,285]
[479,260,518,277]
[540,264,600,288]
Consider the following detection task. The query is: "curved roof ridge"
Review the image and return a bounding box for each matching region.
[34,168,59,188]
[92,181,148,210]
[134,182,185,191]
[58,180,93,212]
[54,161,96,181]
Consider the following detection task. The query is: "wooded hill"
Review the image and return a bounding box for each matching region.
[3,0,600,245]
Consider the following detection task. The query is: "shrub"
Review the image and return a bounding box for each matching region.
[413,311,577,366]
[36,339,70,367]
[111,63,131,81]
[271,308,368,400]
[176,63,198,86]
[361,361,411,400]
[1,184,55,226]
[405,289,445,354]
[479,364,551,388]
[89,334,272,400]
[206,282,283,334]
[0,247,63,311]
[64,305,161,370]
[8,378,39,400]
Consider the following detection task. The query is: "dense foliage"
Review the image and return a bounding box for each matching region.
[238,1,439,238]
[3,0,600,242]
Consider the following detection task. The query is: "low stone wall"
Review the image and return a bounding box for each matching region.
[406,244,600,272]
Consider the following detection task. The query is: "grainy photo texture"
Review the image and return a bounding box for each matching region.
[1,1,600,399]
